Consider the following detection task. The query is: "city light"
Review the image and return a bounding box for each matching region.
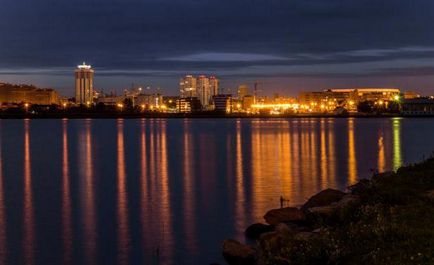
[77,62,91,70]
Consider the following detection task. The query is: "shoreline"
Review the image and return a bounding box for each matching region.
[222,157,434,265]
[0,113,433,119]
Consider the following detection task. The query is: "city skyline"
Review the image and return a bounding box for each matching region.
[2,1,434,96]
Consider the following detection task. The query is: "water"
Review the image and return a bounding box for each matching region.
[0,117,433,265]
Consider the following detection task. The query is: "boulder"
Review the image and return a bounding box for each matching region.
[306,194,361,225]
[336,194,360,208]
[222,239,257,265]
[245,223,274,240]
[258,231,286,256]
[294,231,316,241]
[308,205,336,216]
[275,223,293,234]
[264,207,305,225]
[425,190,434,201]
[349,178,371,195]
[302,189,346,210]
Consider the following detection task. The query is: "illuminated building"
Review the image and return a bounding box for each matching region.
[180,75,219,109]
[136,93,163,109]
[96,95,125,106]
[242,95,254,110]
[299,88,401,112]
[0,83,59,105]
[197,75,211,108]
[351,88,400,102]
[209,76,219,96]
[176,97,201,113]
[237,85,249,99]
[75,63,94,104]
[212,94,232,113]
[163,96,179,110]
[403,91,421,99]
[180,75,197,98]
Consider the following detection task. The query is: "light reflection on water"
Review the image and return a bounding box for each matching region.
[0,118,433,265]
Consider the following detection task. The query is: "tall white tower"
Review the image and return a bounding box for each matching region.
[75,62,94,104]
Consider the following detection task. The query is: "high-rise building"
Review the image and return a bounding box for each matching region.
[209,76,219,96]
[75,62,94,104]
[180,75,197,98]
[197,75,211,108]
[238,84,249,99]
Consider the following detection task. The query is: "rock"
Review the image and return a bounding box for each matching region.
[302,189,346,210]
[245,223,274,240]
[222,239,257,265]
[259,231,279,242]
[306,194,361,225]
[258,231,286,256]
[264,207,305,225]
[349,178,371,195]
[275,223,292,234]
[425,190,434,200]
[308,205,336,216]
[336,194,360,208]
[294,231,316,241]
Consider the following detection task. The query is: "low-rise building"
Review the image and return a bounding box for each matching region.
[299,88,401,112]
[212,94,232,113]
[0,83,59,105]
[402,98,434,116]
[176,97,201,113]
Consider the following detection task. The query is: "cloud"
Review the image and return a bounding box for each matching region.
[2,0,434,95]
[161,53,291,62]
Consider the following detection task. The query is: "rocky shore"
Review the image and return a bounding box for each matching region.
[222,157,434,265]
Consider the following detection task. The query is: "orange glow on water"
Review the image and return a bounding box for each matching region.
[80,119,97,265]
[182,120,197,253]
[23,119,34,265]
[348,118,357,184]
[0,123,7,265]
[62,120,73,265]
[234,120,247,238]
[320,119,328,189]
[116,119,130,265]
[378,132,386,173]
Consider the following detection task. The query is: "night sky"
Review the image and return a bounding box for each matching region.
[1,0,434,96]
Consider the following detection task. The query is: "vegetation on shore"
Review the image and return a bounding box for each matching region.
[223,156,434,265]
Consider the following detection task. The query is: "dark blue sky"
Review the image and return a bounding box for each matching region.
[1,0,434,96]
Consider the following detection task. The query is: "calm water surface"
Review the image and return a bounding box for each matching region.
[0,118,433,265]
